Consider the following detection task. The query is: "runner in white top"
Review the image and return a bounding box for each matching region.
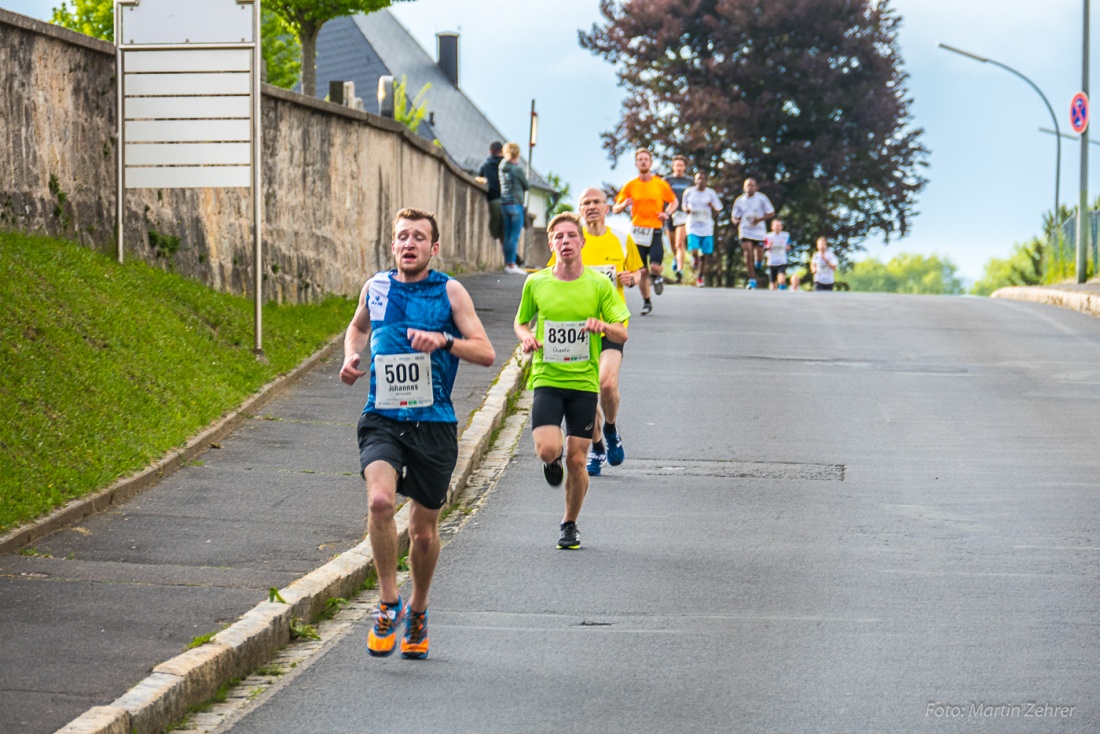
[763,219,792,290]
[810,236,840,291]
[680,171,723,287]
[730,177,775,289]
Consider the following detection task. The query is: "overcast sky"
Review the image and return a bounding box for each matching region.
[6,0,1100,280]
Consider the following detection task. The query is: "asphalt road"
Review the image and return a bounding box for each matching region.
[220,287,1100,734]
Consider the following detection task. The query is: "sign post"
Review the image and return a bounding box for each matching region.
[1076,0,1090,283]
[116,0,264,354]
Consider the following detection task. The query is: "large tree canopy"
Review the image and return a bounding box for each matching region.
[580,0,928,261]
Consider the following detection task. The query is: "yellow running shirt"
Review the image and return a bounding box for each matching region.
[615,177,677,229]
[547,227,644,305]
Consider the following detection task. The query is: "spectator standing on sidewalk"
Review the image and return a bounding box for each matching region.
[478,141,506,259]
[811,236,840,291]
[499,142,529,275]
[340,208,496,660]
[515,212,630,549]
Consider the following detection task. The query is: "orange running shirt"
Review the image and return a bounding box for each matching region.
[616,177,677,229]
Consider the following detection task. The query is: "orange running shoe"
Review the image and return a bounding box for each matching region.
[401,609,430,659]
[367,597,405,657]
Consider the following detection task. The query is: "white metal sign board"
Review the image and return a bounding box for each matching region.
[117,1,258,190]
[119,0,254,45]
[115,0,264,352]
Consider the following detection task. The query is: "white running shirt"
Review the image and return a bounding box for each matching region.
[764,232,791,266]
[812,251,839,285]
[681,187,723,237]
[732,193,774,241]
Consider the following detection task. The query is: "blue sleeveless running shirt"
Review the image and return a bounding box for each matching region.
[363,270,459,423]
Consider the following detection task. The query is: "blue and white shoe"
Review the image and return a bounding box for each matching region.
[605,430,625,466]
[747,279,757,290]
[586,447,605,476]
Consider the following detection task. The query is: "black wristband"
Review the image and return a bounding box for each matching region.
[442,332,455,351]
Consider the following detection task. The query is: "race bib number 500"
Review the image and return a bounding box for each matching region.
[374,352,433,409]
[543,320,590,363]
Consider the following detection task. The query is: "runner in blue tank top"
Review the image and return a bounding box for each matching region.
[341,208,495,661]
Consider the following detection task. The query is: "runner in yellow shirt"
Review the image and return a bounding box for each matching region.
[549,187,643,476]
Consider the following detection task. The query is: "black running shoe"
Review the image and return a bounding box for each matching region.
[543,455,564,486]
[653,275,664,295]
[557,521,580,550]
[641,301,653,316]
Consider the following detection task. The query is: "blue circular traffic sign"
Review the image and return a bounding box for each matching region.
[1071,92,1089,134]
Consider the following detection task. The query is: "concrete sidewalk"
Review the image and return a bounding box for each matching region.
[992,281,1100,317]
[0,272,527,734]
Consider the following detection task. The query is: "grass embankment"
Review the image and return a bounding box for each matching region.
[0,232,353,534]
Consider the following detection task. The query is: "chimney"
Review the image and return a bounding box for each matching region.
[436,32,459,87]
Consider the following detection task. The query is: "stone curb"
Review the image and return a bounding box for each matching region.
[0,337,343,555]
[991,285,1100,318]
[53,346,530,734]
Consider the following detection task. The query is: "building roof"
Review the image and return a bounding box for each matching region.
[315,11,554,194]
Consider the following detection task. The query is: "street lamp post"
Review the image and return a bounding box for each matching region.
[938,43,1062,269]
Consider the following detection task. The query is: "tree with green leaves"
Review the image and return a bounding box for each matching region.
[265,0,409,98]
[51,0,113,41]
[845,253,963,295]
[545,173,573,218]
[51,2,303,90]
[393,76,430,135]
[970,239,1043,296]
[261,8,302,90]
[580,0,927,266]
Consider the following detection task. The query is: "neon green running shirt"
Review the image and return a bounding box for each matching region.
[516,267,630,392]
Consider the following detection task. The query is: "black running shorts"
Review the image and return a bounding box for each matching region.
[531,387,598,438]
[357,412,458,510]
[636,227,665,269]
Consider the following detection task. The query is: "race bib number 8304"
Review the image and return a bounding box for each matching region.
[543,320,590,363]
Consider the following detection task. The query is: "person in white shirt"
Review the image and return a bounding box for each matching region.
[730,177,775,289]
[679,171,723,287]
[810,236,839,291]
[763,219,792,290]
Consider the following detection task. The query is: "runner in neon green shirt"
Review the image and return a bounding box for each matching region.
[515,212,629,549]
[547,187,644,477]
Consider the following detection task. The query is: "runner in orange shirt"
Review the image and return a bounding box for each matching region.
[611,148,678,315]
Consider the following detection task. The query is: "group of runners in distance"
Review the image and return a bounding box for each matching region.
[337,150,841,662]
[610,148,840,296]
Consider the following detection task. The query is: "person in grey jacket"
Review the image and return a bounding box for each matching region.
[498,142,529,275]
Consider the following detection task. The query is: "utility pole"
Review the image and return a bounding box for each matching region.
[1078,0,1091,283]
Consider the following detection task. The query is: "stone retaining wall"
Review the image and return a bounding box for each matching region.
[0,8,500,302]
